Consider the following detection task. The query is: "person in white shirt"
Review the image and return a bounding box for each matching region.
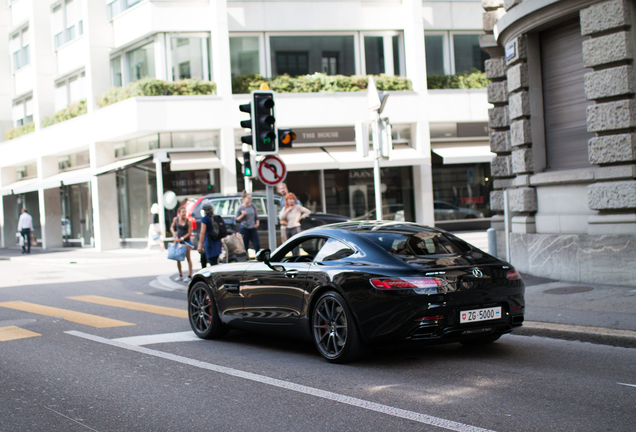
[17,208,33,254]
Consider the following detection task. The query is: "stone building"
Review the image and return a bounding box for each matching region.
[481,0,636,286]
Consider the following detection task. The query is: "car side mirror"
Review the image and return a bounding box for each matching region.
[256,249,271,263]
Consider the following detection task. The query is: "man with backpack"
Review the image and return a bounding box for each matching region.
[197,199,227,266]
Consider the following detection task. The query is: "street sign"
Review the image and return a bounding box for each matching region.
[257,155,287,186]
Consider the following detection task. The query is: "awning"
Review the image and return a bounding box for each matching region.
[38,167,93,190]
[95,155,152,176]
[324,145,429,170]
[0,178,39,196]
[277,148,339,171]
[431,145,495,164]
[169,151,222,171]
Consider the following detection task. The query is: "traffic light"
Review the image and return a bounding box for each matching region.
[242,144,256,178]
[239,101,253,146]
[252,91,277,154]
[278,128,296,149]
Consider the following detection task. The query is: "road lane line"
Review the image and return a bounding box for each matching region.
[43,406,100,432]
[66,330,497,432]
[68,295,188,319]
[617,382,636,388]
[112,331,202,346]
[0,325,41,342]
[0,302,134,328]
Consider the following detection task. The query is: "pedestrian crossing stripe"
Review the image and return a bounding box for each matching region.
[0,325,41,342]
[68,296,188,319]
[0,301,134,328]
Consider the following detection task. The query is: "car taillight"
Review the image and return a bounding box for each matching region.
[506,270,521,280]
[415,315,444,321]
[370,277,447,290]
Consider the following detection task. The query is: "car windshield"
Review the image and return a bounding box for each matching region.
[359,230,471,256]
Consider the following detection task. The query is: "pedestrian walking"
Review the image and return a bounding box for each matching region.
[279,192,311,239]
[198,199,223,266]
[170,206,193,281]
[276,182,300,242]
[235,190,260,254]
[146,203,166,251]
[17,208,33,254]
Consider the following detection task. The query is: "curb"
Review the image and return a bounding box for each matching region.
[514,321,636,349]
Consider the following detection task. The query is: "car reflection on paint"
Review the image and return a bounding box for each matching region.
[187,221,525,363]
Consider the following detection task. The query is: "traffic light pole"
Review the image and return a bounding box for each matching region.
[266,185,277,250]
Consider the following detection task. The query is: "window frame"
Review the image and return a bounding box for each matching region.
[12,94,34,128]
[449,31,487,74]
[108,0,145,21]
[54,69,86,112]
[51,0,84,51]
[10,26,30,73]
[424,31,451,76]
[359,31,405,76]
[229,33,267,78]
[110,36,160,86]
[166,32,212,82]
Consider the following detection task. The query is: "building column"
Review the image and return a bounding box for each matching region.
[90,142,120,251]
[154,151,168,240]
[219,126,237,194]
[580,0,636,234]
[37,156,63,249]
[0,167,17,248]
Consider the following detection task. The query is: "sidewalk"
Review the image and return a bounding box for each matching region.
[1,242,635,348]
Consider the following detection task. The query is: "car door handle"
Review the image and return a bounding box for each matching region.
[285,269,299,278]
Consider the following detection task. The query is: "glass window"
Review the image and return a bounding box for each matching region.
[392,35,402,76]
[270,36,355,77]
[272,237,327,262]
[425,35,445,76]
[314,238,355,262]
[358,230,471,256]
[11,27,30,71]
[111,56,123,87]
[126,43,156,82]
[364,36,385,75]
[12,96,33,127]
[453,34,489,73]
[230,36,260,77]
[54,71,86,112]
[432,163,492,221]
[108,0,142,20]
[170,36,211,81]
[55,81,68,112]
[52,0,83,50]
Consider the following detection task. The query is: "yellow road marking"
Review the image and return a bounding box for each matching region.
[0,325,41,342]
[0,301,134,328]
[68,295,188,319]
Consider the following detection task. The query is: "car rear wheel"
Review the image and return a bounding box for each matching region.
[312,291,364,363]
[460,333,502,346]
[188,282,227,339]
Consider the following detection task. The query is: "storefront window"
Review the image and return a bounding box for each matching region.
[324,167,414,222]
[170,36,211,81]
[58,151,90,171]
[61,183,93,247]
[432,162,492,221]
[126,42,155,82]
[230,36,261,77]
[117,162,157,240]
[270,36,355,77]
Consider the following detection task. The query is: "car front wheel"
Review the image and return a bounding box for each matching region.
[188,281,227,339]
[311,291,365,363]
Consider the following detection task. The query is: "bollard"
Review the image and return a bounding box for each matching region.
[487,227,497,256]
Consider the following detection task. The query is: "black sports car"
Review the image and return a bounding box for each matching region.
[187,222,525,363]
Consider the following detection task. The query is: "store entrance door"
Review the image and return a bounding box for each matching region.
[61,183,94,247]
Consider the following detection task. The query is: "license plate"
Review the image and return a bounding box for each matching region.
[460,306,502,324]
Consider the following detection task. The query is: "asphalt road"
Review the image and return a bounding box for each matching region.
[1,257,635,432]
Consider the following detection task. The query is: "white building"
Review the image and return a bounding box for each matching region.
[0,0,492,250]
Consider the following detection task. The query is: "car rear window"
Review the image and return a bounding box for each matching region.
[359,231,471,256]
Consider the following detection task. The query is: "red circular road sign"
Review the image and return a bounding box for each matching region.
[257,155,287,186]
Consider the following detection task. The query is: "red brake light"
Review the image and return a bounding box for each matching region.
[506,270,521,280]
[416,315,444,321]
[370,278,447,290]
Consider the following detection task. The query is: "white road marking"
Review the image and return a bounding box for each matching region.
[617,382,636,388]
[67,330,497,432]
[112,331,202,346]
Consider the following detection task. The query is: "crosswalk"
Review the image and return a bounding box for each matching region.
[0,296,188,342]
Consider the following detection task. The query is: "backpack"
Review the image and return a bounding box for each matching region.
[207,215,227,241]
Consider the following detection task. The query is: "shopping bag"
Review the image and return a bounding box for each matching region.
[167,243,186,261]
[149,224,160,241]
[17,232,24,247]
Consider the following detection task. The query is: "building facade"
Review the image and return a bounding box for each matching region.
[0,0,493,251]
[482,0,636,286]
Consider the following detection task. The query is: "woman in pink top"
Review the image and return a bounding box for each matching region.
[278,193,311,239]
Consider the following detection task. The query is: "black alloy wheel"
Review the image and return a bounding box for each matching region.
[188,281,227,339]
[312,291,364,363]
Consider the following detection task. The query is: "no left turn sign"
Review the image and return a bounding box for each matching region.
[257,155,287,186]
